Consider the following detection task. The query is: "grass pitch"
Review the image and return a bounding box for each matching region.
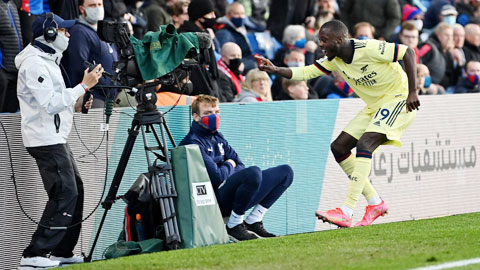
[69,212,480,270]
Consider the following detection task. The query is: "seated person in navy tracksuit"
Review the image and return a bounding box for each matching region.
[180,95,294,241]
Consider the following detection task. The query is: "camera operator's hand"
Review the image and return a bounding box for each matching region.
[226,159,237,168]
[82,64,104,89]
[74,94,93,112]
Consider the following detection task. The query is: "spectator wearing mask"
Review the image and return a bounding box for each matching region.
[455,60,480,93]
[402,4,424,31]
[416,63,443,94]
[353,22,375,40]
[178,0,217,41]
[389,4,424,43]
[15,13,101,269]
[178,0,225,101]
[424,0,455,30]
[462,23,480,64]
[340,0,401,40]
[217,42,245,102]
[272,25,317,67]
[271,48,306,100]
[439,4,458,26]
[215,2,258,72]
[180,95,294,241]
[234,69,272,102]
[61,0,119,108]
[0,0,23,113]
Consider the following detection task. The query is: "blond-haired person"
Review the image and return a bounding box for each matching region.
[234,69,272,102]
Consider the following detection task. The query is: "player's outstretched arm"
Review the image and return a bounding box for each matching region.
[255,55,293,79]
[403,47,420,112]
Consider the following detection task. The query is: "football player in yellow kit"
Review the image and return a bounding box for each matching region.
[257,19,420,227]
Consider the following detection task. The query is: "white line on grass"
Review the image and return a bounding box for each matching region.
[411,258,480,270]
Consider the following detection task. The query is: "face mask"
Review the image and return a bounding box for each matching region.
[468,74,479,84]
[413,19,423,31]
[199,114,220,132]
[83,6,105,24]
[287,61,305,67]
[52,32,69,52]
[231,17,245,28]
[201,17,216,29]
[356,35,369,40]
[442,15,456,26]
[294,38,306,49]
[424,76,432,88]
[227,58,242,73]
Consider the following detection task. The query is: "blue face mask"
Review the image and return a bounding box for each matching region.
[424,76,432,88]
[200,114,220,132]
[294,38,307,49]
[443,15,456,25]
[356,35,369,40]
[287,61,305,67]
[231,17,245,28]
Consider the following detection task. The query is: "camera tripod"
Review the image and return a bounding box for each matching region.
[86,110,181,262]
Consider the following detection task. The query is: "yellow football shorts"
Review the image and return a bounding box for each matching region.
[343,97,417,147]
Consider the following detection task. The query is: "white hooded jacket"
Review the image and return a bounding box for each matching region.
[15,41,85,147]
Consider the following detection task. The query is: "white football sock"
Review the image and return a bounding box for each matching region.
[227,211,244,229]
[245,204,268,225]
[340,205,354,218]
[367,195,382,206]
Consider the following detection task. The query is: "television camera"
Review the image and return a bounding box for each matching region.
[86,22,210,261]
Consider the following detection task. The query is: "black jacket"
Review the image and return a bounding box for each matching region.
[48,0,79,20]
[0,0,22,73]
[463,40,480,64]
[267,0,316,42]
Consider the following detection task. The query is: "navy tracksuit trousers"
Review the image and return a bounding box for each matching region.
[215,165,294,216]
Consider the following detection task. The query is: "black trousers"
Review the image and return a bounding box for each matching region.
[23,144,84,258]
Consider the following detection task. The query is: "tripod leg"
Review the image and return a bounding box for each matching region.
[86,125,140,262]
[157,121,181,247]
[145,124,181,249]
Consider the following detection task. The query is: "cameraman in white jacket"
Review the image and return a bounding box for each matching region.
[15,13,103,269]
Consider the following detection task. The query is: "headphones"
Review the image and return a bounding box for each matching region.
[43,12,58,43]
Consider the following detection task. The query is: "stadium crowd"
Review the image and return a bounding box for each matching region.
[2,0,480,113]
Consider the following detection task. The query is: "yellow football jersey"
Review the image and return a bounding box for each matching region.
[291,39,409,108]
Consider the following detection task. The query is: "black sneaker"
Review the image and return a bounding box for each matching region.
[226,223,259,241]
[244,221,276,238]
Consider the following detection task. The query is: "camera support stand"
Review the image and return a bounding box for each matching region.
[86,110,181,262]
